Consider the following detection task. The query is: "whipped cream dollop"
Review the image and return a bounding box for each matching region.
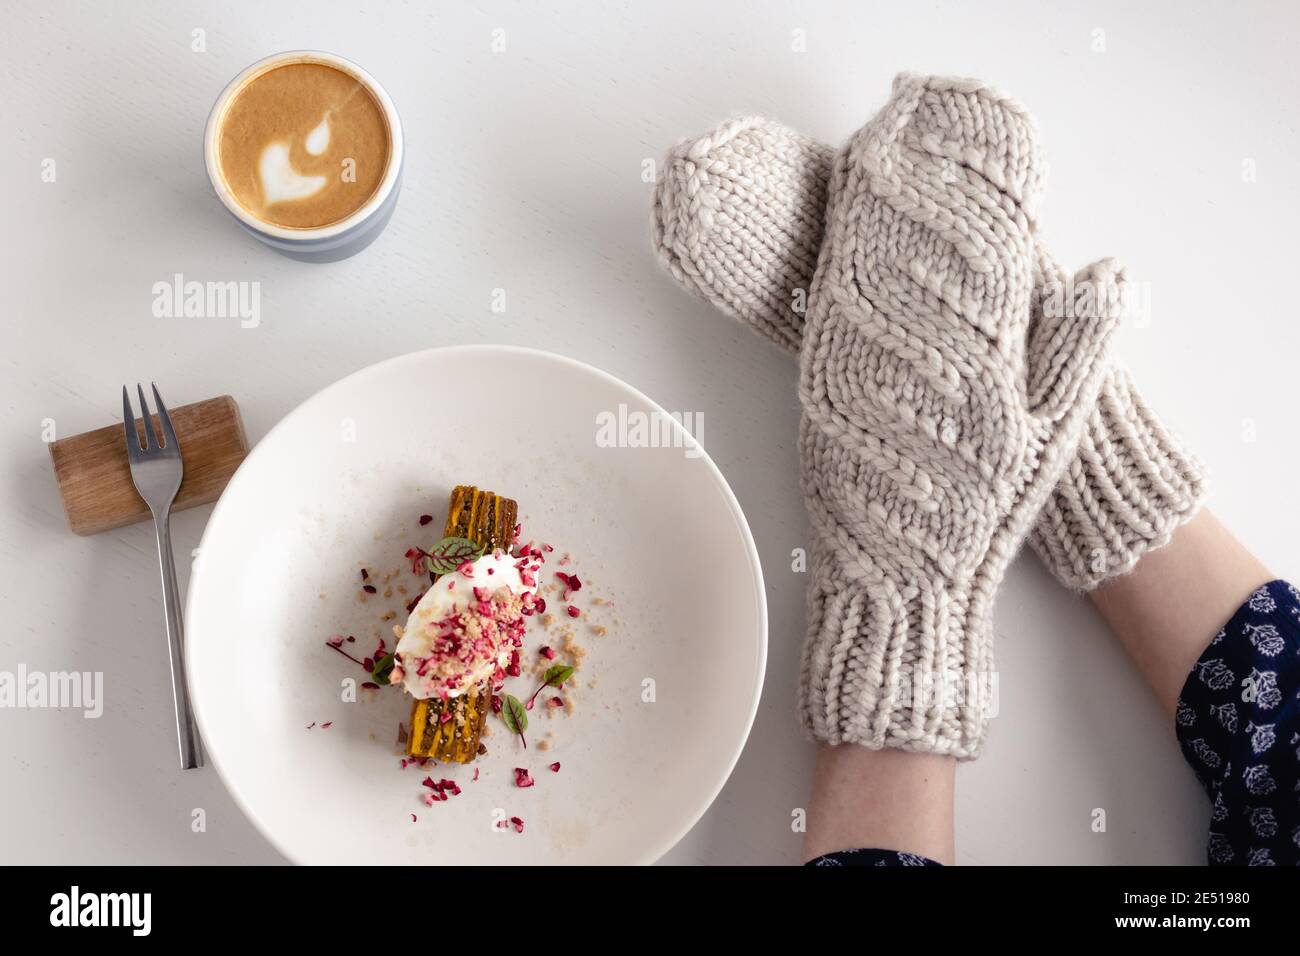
[395,551,535,700]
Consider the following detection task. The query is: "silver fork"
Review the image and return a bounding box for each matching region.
[123,384,203,770]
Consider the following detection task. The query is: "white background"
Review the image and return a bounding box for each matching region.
[3,0,1298,865]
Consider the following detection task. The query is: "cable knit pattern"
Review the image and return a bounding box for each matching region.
[650,101,1206,595]
[800,73,1121,756]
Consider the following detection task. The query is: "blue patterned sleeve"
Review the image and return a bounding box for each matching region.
[1176,579,1300,865]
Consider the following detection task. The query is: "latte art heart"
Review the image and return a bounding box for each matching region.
[216,62,390,229]
[258,142,327,204]
[303,115,331,156]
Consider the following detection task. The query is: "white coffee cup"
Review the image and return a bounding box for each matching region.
[203,51,403,263]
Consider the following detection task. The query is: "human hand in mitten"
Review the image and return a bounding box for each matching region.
[653,81,1205,593]
[706,73,1122,756]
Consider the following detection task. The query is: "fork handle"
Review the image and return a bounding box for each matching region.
[152,509,204,770]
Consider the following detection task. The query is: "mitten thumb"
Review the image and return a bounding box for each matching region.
[1025,255,1126,423]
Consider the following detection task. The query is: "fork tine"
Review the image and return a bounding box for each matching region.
[152,383,181,453]
[136,384,158,450]
[122,385,141,458]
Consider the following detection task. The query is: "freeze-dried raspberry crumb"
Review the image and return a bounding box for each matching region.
[420,776,462,803]
[554,572,582,599]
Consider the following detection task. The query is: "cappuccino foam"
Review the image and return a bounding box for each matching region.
[216,61,390,229]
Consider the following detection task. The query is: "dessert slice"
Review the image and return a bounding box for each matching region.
[403,485,520,763]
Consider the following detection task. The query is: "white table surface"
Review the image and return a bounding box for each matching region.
[3,0,1298,865]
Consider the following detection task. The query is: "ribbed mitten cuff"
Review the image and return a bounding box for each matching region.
[798,561,995,759]
[1029,367,1208,590]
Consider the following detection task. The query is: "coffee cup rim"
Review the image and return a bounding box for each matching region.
[203,50,404,242]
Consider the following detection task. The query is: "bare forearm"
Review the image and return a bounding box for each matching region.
[1089,509,1271,720]
[804,745,955,864]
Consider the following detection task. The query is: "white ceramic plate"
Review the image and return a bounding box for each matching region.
[186,346,767,864]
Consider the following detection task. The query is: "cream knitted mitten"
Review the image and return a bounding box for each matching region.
[652,117,833,354]
[801,74,1123,755]
[652,93,1205,592]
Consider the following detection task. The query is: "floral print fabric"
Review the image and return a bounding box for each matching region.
[1177,579,1300,865]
